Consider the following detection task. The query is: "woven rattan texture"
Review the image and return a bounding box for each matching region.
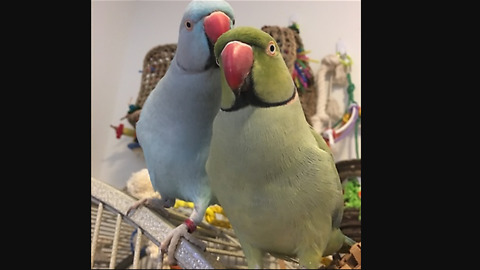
[130,26,317,125]
[127,44,176,127]
[336,159,362,242]
[136,44,177,108]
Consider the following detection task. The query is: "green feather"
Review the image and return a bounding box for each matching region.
[214,26,271,59]
[208,26,352,269]
[215,26,295,106]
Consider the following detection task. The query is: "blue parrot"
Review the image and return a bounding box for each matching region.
[127,0,235,265]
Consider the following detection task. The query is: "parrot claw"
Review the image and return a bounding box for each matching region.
[160,223,206,265]
[126,197,170,218]
[126,198,147,216]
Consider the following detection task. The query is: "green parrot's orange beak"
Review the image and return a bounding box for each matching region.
[204,11,231,44]
[220,41,253,91]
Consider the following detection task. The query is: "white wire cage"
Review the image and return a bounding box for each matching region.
[91,177,297,269]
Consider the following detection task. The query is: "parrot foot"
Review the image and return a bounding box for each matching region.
[126,197,170,218]
[160,222,206,265]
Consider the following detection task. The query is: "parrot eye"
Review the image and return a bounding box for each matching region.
[185,20,193,30]
[266,41,276,56]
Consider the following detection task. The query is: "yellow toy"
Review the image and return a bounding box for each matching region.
[205,205,231,229]
[126,168,231,229]
[174,199,231,229]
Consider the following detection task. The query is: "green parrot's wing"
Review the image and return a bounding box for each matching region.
[309,126,333,156]
[308,126,358,254]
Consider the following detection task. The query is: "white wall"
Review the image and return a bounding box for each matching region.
[91,0,361,188]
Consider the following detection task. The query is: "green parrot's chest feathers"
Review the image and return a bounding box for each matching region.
[210,99,319,177]
[207,99,342,254]
[210,101,308,181]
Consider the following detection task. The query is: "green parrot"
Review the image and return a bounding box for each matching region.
[206,26,355,269]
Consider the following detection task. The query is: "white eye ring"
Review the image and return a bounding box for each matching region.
[266,41,276,56]
[185,20,193,30]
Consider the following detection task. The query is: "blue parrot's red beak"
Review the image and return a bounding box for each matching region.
[204,11,231,44]
[220,41,253,91]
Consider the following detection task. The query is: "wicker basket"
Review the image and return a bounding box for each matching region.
[126,44,177,128]
[127,26,318,127]
[335,159,361,242]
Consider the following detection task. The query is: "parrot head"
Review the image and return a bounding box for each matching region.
[176,0,235,72]
[214,26,296,111]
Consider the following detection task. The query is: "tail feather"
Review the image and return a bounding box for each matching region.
[268,252,299,265]
[338,235,356,253]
